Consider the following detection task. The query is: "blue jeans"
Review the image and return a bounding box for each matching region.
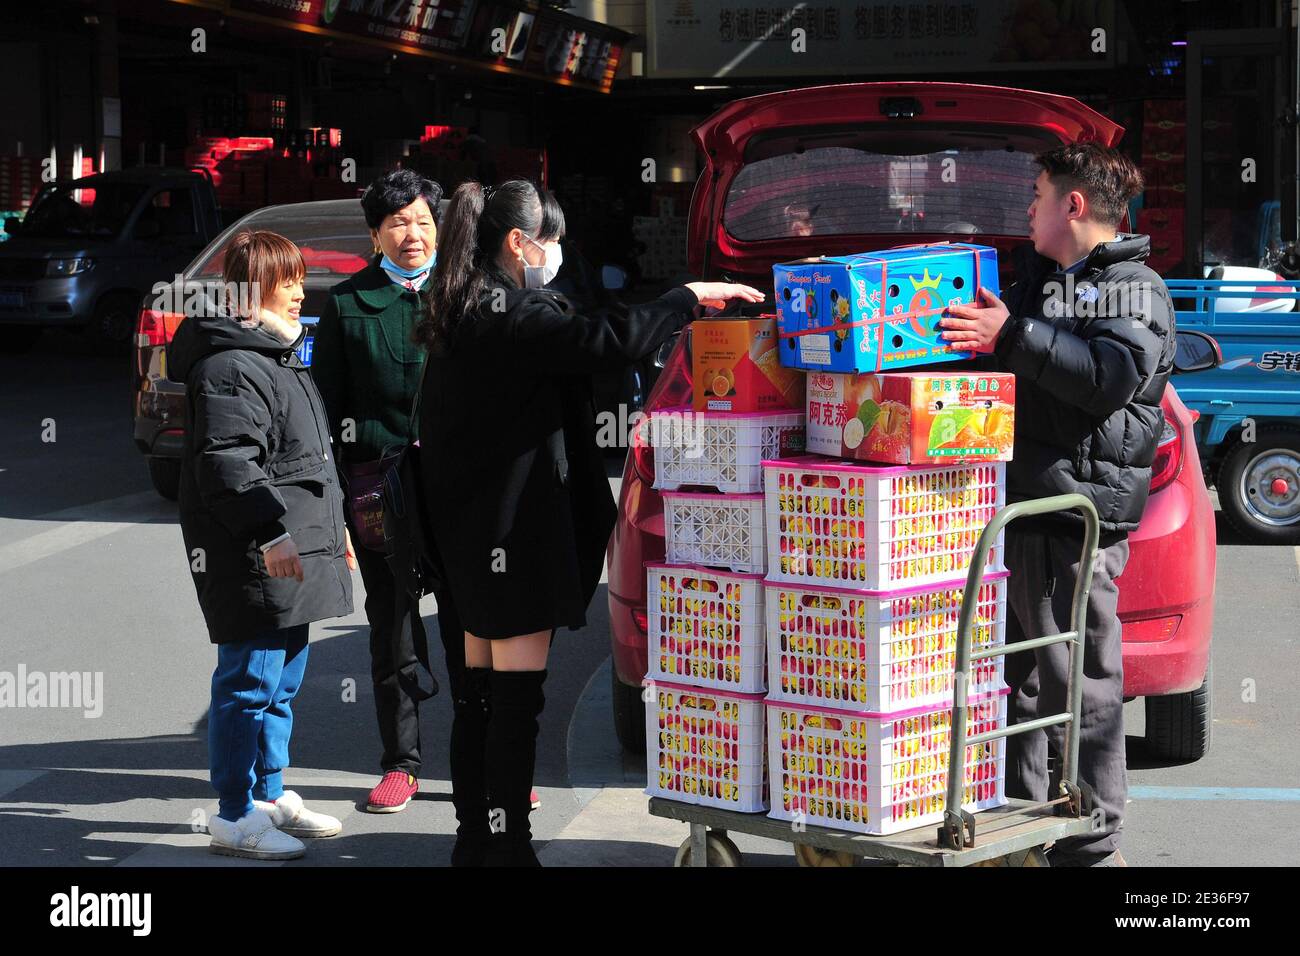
[209,625,310,822]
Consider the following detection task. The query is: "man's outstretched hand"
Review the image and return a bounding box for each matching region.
[940,286,1011,354]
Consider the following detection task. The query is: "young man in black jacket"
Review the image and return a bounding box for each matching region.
[941,143,1176,867]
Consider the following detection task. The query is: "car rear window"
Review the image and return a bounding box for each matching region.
[191,207,373,280]
[724,141,1042,241]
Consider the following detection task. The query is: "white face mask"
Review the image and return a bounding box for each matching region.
[521,235,563,289]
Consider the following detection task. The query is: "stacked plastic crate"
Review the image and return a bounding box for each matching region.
[761,243,1015,835]
[642,374,805,814]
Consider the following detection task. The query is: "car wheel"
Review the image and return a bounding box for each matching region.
[611,663,646,754]
[1217,426,1300,543]
[89,293,138,353]
[0,325,42,353]
[1144,657,1212,762]
[148,456,181,501]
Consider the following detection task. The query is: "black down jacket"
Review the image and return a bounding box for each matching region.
[170,313,354,644]
[989,234,1177,536]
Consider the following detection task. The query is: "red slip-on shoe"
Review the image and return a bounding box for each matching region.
[366,771,418,813]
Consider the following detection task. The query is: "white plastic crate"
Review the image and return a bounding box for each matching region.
[646,679,768,813]
[767,690,1008,835]
[651,406,805,494]
[764,456,1006,591]
[663,490,767,573]
[766,572,1008,712]
[647,563,767,693]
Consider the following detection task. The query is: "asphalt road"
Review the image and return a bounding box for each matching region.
[0,329,1296,867]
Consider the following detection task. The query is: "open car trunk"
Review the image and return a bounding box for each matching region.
[686,81,1124,288]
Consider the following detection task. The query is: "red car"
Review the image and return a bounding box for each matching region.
[607,82,1217,763]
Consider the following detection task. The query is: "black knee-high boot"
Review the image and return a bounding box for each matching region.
[484,669,547,867]
[449,666,492,867]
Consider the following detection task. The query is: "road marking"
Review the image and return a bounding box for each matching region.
[1130,786,1300,802]
[0,491,174,575]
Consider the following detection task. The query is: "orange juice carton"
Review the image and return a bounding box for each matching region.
[692,316,805,413]
[807,371,1015,464]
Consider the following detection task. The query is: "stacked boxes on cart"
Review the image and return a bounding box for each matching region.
[768,242,1013,834]
[762,454,1011,834]
[645,316,804,813]
[644,243,1018,835]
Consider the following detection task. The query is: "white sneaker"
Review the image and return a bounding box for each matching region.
[254,790,342,839]
[208,808,306,860]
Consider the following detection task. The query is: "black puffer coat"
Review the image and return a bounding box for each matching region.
[991,234,1176,536]
[170,313,354,644]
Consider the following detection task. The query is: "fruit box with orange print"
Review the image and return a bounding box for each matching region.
[772,243,999,373]
[806,371,1015,465]
[692,316,805,413]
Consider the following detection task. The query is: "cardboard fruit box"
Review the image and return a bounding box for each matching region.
[772,242,999,373]
[807,371,1015,464]
[692,316,805,413]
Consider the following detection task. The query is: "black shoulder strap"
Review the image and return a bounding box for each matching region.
[409,348,430,442]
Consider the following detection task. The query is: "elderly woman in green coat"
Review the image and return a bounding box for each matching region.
[310,169,453,814]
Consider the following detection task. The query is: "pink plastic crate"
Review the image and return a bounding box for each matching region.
[767,690,1008,835]
[645,680,768,813]
[766,572,1008,712]
[764,456,1005,590]
[647,563,767,693]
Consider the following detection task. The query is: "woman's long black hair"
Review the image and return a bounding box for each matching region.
[415,178,565,351]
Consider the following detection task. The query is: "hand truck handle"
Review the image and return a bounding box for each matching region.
[941,494,1101,847]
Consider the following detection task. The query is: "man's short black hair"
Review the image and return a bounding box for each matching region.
[1035,143,1144,229]
[360,169,444,230]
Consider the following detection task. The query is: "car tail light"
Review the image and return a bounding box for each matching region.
[632,328,694,485]
[632,606,649,634]
[631,416,656,485]
[1122,614,1182,643]
[135,309,184,378]
[1149,419,1183,493]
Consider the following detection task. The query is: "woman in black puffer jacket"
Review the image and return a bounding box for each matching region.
[170,230,355,861]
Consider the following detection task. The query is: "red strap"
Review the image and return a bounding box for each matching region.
[876,260,888,372]
[778,246,985,361]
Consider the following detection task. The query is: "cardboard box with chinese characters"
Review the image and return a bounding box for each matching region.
[692,316,805,413]
[772,242,999,373]
[807,370,1015,464]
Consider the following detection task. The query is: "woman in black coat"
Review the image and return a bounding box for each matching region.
[415,179,762,865]
[171,230,356,859]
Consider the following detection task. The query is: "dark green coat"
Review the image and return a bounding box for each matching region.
[311,258,426,465]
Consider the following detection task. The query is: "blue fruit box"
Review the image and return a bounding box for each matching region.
[772,242,1000,373]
